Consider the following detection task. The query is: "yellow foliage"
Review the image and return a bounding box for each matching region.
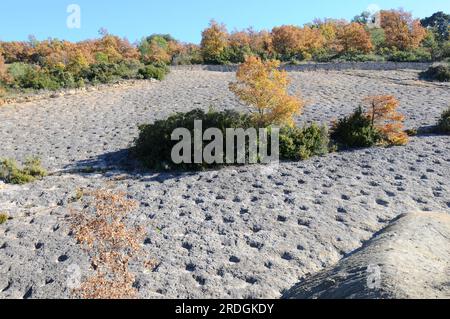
[272,25,325,59]
[229,56,305,127]
[364,95,408,145]
[200,20,229,63]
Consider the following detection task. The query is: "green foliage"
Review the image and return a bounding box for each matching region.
[335,53,384,62]
[133,109,254,170]
[369,28,387,51]
[279,123,330,160]
[386,48,432,62]
[421,12,450,43]
[81,61,145,84]
[0,213,8,225]
[437,107,450,134]
[0,157,47,184]
[81,62,122,84]
[419,65,450,82]
[312,49,337,62]
[330,107,383,148]
[138,64,169,80]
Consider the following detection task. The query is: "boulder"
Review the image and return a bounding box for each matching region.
[283,212,450,299]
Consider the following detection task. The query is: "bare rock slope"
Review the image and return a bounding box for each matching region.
[283,212,450,299]
[0,69,449,299]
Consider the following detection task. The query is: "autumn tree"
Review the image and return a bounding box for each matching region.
[272,25,325,60]
[0,53,7,82]
[380,9,427,50]
[0,41,32,63]
[227,29,253,63]
[139,35,173,65]
[336,22,373,54]
[364,95,408,145]
[201,20,229,64]
[229,56,305,127]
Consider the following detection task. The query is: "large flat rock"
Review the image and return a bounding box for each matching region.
[283,212,450,299]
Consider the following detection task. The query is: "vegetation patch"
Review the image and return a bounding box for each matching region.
[0,157,47,184]
[70,190,149,299]
[331,96,408,149]
[436,107,450,134]
[419,65,450,82]
[280,124,330,160]
[0,213,8,225]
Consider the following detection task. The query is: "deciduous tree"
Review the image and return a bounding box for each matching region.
[229,56,305,127]
[380,9,427,50]
[200,20,229,64]
[336,22,373,54]
[364,95,408,145]
[272,25,325,60]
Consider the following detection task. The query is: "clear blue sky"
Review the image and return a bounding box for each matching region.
[1,0,449,44]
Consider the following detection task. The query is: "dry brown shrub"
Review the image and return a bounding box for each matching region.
[70,190,146,299]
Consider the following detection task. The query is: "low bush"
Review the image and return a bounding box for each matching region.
[331,95,408,148]
[115,60,145,79]
[436,107,450,134]
[81,62,122,84]
[0,213,8,225]
[133,109,254,170]
[279,124,330,160]
[7,63,61,90]
[335,53,385,62]
[331,107,382,148]
[0,157,47,184]
[419,65,450,82]
[386,48,432,62]
[138,64,169,80]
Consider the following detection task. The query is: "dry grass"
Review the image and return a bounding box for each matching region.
[70,190,146,299]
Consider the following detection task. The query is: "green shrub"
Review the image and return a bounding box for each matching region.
[387,48,432,62]
[437,107,450,134]
[0,157,47,184]
[0,213,8,225]
[81,62,121,84]
[335,53,385,62]
[419,65,450,82]
[279,123,329,160]
[49,68,79,88]
[133,109,254,170]
[138,64,169,80]
[8,63,61,90]
[115,60,145,79]
[330,107,382,148]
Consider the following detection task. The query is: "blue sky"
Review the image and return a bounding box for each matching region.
[1,0,449,44]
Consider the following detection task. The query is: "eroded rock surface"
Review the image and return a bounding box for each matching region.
[283,212,450,299]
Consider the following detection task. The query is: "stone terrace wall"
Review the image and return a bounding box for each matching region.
[171,62,433,72]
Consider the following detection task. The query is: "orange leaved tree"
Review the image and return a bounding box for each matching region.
[336,22,373,54]
[272,25,325,60]
[229,56,305,127]
[364,95,408,145]
[380,10,427,50]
